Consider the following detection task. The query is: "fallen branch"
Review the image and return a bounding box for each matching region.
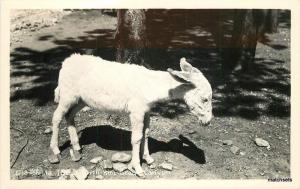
[10,126,29,169]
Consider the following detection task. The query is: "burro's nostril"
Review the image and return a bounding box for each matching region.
[200,120,210,126]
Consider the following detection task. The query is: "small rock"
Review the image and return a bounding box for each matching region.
[90,156,103,164]
[165,158,173,163]
[111,152,131,163]
[82,106,91,112]
[44,127,52,134]
[95,175,104,180]
[112,163,128,173]
[222,140,233,146]
[44,169,56,178]
[230,146,240,155]
[149,163,157,169]
[71,166,89,180]
[43,159,50,165]
[159,163,173,171]
[234,128,241,132]
[60,169,71,176]
[102,159,113,170]
[240,151,246,156]
[255,138,270,149]
[34,167,44,176]
[188,130,196,134]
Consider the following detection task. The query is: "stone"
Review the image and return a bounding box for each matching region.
[111,152,131,163]
[60,169,71,176]
[48,153,60,164]
[149,163,157,169]
[71,166,89,180]
[112,163,128,173]
[230,146,240,155]
[102,159,113,170]
[90,156,103,164]
[222,140,233,146]
[82,106,91,112]
[44,169,56,178]
[159,163,173,171]
[44,127,52,134]
[255,138,270,149]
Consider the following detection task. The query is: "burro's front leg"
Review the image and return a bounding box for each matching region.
[128,111,146,178]
[143,113,154,165]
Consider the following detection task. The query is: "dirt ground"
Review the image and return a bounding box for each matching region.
[10,10,290,179]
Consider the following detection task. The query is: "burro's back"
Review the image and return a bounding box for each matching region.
[49,54,213,178]
[58,54,177,111]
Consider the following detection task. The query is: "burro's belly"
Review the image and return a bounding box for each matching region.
[79,87,132,114]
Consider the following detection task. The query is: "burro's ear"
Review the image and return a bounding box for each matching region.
[167,68,192,83]
[180,58,193,72]
[180,57,202,74]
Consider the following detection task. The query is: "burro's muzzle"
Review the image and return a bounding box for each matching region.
[187,98,213,126]
[198,111,213,126]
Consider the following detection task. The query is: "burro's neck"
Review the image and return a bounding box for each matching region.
[155,71,194,101]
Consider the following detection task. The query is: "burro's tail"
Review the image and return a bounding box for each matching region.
[54,86,60,103]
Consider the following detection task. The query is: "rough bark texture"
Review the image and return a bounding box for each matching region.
[223,9,278,73]
[115,9,148,66]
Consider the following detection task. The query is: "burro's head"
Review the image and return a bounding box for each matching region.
[167,58,213,126]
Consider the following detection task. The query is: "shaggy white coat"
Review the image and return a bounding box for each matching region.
[49,53,212,177]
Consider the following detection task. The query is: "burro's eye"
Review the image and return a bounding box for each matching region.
[203,98,208,103]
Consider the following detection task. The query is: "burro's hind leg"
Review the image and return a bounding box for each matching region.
[143,113,154,165]
[48,100,74,163]
[128,110,147,178]
[65,100,85,162]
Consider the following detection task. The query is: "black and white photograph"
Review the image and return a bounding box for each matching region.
[1,0,299,187]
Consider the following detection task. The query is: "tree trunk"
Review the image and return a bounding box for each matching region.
[223,9,278,73]
[115,9,148,66]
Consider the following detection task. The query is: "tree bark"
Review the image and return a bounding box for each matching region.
[115,9,148,66]
[223,9,278,73]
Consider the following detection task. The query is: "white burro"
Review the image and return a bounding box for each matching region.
[48,54,213,178]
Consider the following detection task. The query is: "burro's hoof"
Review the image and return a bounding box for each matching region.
[70,149,82,162]
[128,162,146,179]
[48,153,60,164]
[143,155,155,165]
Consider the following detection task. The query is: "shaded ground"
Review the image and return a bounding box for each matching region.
[10,9,290,179]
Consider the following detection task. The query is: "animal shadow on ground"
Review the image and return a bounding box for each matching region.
[60,125,206,164]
